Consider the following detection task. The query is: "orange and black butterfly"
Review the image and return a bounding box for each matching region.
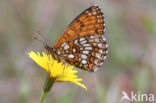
[44,5,108,72]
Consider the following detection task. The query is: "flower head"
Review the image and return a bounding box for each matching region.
[28,51,87,90]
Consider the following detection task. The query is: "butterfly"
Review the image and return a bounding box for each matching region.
[44,5,108,72]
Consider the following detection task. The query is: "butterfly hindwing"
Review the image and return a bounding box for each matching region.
[55,35,108,71]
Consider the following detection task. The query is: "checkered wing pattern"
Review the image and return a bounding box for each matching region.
[51,5,108,72]
[55,35,108,71]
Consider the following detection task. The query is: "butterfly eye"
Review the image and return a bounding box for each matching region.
[44,45,51,52]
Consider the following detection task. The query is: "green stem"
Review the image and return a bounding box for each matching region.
[43,77,56,92]
[40,76,56,103]
[40,91,48,103]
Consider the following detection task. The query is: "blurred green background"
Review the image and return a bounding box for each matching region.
[0,0,156,103]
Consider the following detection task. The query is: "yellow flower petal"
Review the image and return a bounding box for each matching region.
[28,51,49,72]
[28,51,87,90]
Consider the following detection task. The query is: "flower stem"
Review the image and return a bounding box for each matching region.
[40,91,48,103]
[43,77,56,92]
[40,76,56,103]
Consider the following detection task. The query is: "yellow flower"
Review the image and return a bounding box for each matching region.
[28,51,87,90]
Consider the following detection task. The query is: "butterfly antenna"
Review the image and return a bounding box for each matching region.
[33,29,49,45]
[33,36,48,46]
[36,29,47,43]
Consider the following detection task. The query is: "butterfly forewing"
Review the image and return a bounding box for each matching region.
[51,5,108,72]
[53,5,105,49]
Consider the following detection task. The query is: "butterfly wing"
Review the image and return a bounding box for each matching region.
[53,5,105,49]
[55,35,108,71]
[52,5,108,71]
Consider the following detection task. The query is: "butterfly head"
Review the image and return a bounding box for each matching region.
[44,45,51,52]
[44,45,59,59]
